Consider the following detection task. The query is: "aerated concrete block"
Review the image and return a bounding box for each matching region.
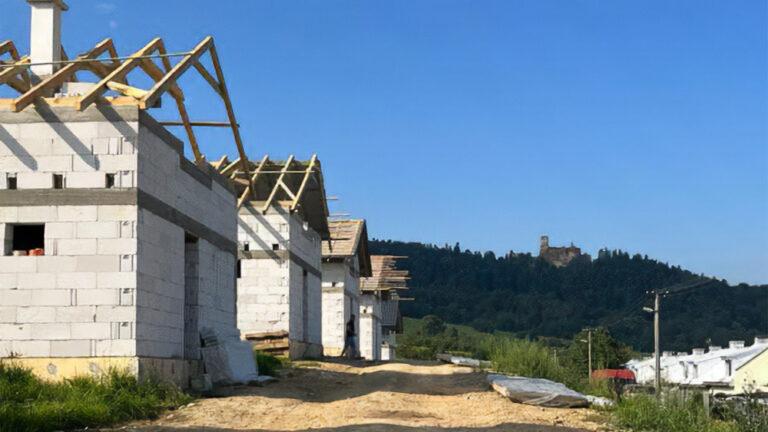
[12,340,51,357]
[57,239,97,255]
[16,307,56,323]
[50,340,91,357]
[17,172,54,189]
[58,206,97,222]
[76,288,118,305]
[76,222,118,239]
[66,172,106,188]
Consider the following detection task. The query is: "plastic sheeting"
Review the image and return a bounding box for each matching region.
[437,354,492,369]
[200,327,259,386]
[487,374,589,408]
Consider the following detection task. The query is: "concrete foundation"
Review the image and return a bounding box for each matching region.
[0,105,238,385]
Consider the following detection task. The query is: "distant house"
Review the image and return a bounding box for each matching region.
[215,155,330,359]
[626,337,768,395]
[320,219,371,357]
[359,255,409,361]
[538,235,589,267]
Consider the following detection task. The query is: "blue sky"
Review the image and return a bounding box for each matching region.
[2,1,766,284]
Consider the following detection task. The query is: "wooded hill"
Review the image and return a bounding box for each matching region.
[369,240,768,351]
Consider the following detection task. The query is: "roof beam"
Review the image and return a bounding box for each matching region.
[290,154,317,211]
[77,37,162,111]
[237,154,270,208]
[0,41,20,59]
[139,37,213,109]
[106,81,147,99]
[262,155,295,213]
[12,38,114,112]
[207,41,255,200]
[193,60,222,97]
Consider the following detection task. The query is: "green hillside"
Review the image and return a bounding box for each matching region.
[371,240,768,351]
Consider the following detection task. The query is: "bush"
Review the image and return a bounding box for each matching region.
[254,351,288,376]
[0,362,191,432]
[488,338,569,385]
[611,394,738,432]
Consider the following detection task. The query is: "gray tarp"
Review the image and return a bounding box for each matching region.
[487,374,589,408]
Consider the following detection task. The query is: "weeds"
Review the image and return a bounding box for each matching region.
[253,350,288,376]
[611,394,738,432]
[0,362,191,432]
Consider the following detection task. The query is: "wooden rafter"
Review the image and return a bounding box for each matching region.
[262,155,295,213]
[11,38,115,112]
[1,35,254,208]
[0,40,20,59]
[236,154,270,208]
[291,154,317,211]
[76,37,162,111]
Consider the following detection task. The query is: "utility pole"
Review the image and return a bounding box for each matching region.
[653,292,661,396]
[644,291,662,396]
[643,279,712,397]
[580,328,593,381]
[588,328,593,381]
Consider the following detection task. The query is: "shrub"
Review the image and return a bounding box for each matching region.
[0,362,191,432]
[487,338,569,385]
[611,394,738,432]
[254,350,288,376]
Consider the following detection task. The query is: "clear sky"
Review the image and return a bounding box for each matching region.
[2,1,766,284]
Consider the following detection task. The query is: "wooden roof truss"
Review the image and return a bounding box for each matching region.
[361,255,410,292]
[0,36,254,190]
[213,154,330,237]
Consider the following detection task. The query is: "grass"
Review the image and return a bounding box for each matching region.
[253,350,289,376]
[487,337,569,385]
[610,394,738,432]
[0,361,192,432]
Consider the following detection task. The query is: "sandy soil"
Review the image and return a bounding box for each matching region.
[120,360,608,432]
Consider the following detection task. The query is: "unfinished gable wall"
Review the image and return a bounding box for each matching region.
[236,206,323,358]
[134,115,237,360]
[0,106,140,367]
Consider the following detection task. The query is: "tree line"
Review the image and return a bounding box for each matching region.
[370,239,768,351]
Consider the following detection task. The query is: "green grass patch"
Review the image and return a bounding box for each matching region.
[253,350,289,376]
[611,394,738,432]
[0,362,192,432]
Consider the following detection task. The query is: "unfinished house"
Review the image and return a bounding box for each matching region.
[212,155,330,359]
[0,1,256,385]
[359,255,409,361]
[320,219,371,357]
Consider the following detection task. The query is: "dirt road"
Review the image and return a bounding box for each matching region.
[125,360,606,432]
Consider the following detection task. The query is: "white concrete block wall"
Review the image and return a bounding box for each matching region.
[1,111,237,363]
[359,293,382,361]
[0,120,139,190]
[321,259,361,356]
[236,207,323,352]
[0,111,141,359]
[134,121,237,359]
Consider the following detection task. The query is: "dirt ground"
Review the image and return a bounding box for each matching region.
[121,360,608,432]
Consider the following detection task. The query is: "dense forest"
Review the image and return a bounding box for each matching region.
[370,240,768,352]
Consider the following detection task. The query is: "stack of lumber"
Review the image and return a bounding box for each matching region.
[244,331,290,356]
